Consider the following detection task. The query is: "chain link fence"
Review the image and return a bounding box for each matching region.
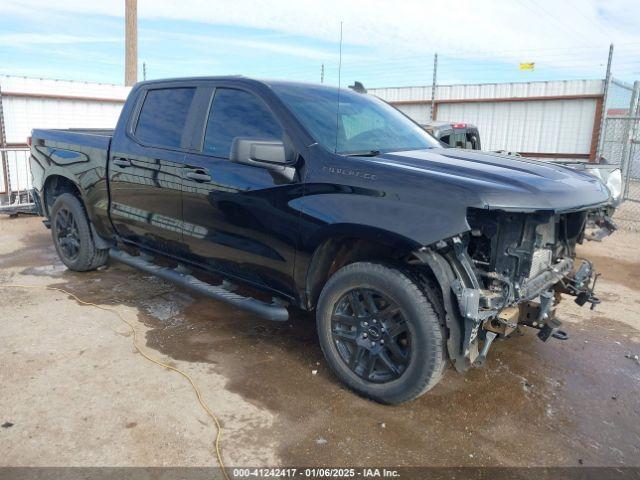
[0,147,37,215]
[598,78,640,232]
[600,115,640,231]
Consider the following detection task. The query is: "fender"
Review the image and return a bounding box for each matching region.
[31,141,112,238]
[412,248,471,372]
[299,223,421,308]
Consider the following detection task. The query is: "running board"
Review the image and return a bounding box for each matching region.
[109,248,289,322]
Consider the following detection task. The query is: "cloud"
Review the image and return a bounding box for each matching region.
[6,0,639,55]
[0,33,120,46]
[3,0,639,82]
[151,32,366,62]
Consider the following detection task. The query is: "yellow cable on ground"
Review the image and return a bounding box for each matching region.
[1,283,229,480]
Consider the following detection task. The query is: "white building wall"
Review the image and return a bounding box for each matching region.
[0,76,130,193]
[0,75,129,144]
[370,80,604,156]
[436,98,597,153]
[370,80,603,102]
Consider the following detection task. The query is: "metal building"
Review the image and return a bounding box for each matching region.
[0,75,129,146]
[369,79,605,162]
[0,75,129,203]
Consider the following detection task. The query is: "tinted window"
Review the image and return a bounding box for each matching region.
[203,89,283,158]
[271,83,440,155]
[135,88,196,148]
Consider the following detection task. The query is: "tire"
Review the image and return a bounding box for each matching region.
[316,262,446,404]
[50,193,109,271]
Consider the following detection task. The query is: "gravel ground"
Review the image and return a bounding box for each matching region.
[1,215,639,469]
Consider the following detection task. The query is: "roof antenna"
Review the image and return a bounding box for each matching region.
[334,21,343,154]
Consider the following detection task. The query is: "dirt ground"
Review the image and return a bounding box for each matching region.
[1,215,639,469]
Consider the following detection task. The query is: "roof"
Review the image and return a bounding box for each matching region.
[134,76,341,92]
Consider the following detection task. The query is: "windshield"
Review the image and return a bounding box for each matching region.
[271,83,441,155]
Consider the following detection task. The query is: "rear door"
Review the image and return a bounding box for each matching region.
[181,85,302,297]
[109,84,198,254]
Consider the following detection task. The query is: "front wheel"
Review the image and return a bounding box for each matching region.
[50,193,109,272]
[316,262,446,404]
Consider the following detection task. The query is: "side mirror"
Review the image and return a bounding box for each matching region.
[230,138,291,166]
[230,137,296,182]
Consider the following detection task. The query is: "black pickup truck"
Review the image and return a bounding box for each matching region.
[29,77,620,404]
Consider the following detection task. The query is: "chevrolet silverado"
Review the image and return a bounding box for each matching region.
[29,77,620,404]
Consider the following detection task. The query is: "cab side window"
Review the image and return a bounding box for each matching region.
[203,88,283,159]
[135,87,196,149]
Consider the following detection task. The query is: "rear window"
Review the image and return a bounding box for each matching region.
[135,88,196,149]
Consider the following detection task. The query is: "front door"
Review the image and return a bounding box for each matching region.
[181,87,301,297]
[109,86,196,255]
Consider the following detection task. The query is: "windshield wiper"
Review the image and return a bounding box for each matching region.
[342,150,381,157]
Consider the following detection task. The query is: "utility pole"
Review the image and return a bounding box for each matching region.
[143,61,147,81]
[321,63,325,84]
[595,43,614,161]
[429,53,438,121]
[125,0,138,86]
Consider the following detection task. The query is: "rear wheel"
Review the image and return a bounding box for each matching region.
[51,193,108,271]
[316,262,446,404]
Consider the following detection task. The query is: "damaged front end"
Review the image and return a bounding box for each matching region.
[412,206,616,371]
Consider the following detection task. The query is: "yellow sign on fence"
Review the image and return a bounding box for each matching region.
[519,62,535,71]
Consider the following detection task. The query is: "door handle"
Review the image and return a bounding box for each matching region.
[185,170,212,182]
[112,157,132,168]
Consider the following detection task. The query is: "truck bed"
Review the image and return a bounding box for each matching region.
[31,128,114,151]
[30,127,115,237]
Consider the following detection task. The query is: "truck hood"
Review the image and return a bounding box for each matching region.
[369,148,611,212]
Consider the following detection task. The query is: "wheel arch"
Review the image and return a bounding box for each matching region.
[302,225,468,372]
[42,174,83,217]
[302,224,421,310]
[43,175,114,249]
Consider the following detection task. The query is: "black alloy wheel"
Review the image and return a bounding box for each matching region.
[54,206,81,262]
[331,288,411,383]
[317,262,447,404]
[50,193,109,271]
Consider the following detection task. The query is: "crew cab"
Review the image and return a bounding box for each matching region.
[29,77,620,404]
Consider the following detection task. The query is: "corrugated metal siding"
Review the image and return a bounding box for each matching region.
[372,86,434,103]
[435,79,603,101]
[0,75,129,144]
[436,99,596,153]
[2,96,125,144]
[395,104,430,124]
[0,75,129,100]
[371,79,604,155]
[370,79,604,102]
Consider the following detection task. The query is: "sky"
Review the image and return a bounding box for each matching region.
[1,0,639,89]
